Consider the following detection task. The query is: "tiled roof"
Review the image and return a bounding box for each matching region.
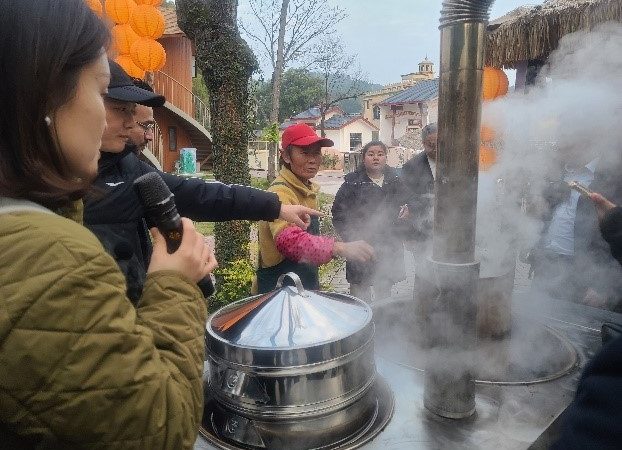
[380,79,439,105]
[291,107,321,120]
[290,105,344,120]
[323,114,356,129]
[324,115,378,130]
[280,120,297,130]
[280,114,377,131]
[161,7,184,36]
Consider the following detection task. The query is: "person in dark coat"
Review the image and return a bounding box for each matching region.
[401,123,437,243]
[84,61,320,302]
[552,192,622,450]
[332,141,410,301]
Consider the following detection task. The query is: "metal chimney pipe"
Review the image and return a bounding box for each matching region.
[422,0,494,419]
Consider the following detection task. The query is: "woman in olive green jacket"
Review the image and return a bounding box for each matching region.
[0,1,216,448]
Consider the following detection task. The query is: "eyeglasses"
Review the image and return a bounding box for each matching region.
[136,121,155,131]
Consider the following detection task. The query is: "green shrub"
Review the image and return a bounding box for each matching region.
[321,153,339,170]
[209,258,256,312]
[319,257,345,291]
[251,176,270,190]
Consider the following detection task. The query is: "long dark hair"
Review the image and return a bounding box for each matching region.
[0,0,110,209]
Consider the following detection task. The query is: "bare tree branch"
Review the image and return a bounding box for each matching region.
[311,38,369,136]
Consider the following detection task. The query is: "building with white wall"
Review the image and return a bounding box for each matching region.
[362,58,436,130]
[378,78,439,149]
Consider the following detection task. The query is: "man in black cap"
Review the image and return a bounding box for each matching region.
[84,61,320,302]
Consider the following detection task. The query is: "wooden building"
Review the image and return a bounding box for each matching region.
[148,7,212,172]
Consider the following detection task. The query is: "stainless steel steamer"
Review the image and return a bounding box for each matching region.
[202,273,394,449]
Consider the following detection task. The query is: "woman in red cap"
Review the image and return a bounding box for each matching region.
[256,123,375,292]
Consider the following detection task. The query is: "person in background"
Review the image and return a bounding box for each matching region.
[528,146,622,311]
[553,191,622,450]
[84,62,321,303]
[401,123,437,243]
[256,123,375,293]
[0,1,215,448]
[127,78,160,169]
[332,141,411,301]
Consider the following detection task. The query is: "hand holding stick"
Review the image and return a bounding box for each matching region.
[589,192,617,221]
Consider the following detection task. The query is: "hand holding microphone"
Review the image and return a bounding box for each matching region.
[134,172,217,297]
[149,218,217,282]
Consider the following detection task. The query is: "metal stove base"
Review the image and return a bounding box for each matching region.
[198,376,394,450]
[196,294,622,450]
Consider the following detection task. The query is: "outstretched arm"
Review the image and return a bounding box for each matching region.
[276,226,375,265]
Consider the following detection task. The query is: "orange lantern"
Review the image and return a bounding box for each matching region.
[116,54,146,79]
[130,37,166,71]
[135,0,163,5]
[479,145,497,171]
[105,0,137,24]
[84,0,103,16]
[482,67,500,100]
[130,5,166,39]
[112,24,140,57]
[480,125,495,142]
[482,67,510,100]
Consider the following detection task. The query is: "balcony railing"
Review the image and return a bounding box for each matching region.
[153,71,211,131]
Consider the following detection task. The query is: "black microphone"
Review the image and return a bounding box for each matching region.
[133,172,215,297]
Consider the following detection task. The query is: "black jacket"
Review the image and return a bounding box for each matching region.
[84,148,281,302]
[401,152,435,241]
[553,333,622,450]
[552,205,622,449]
[601,207,622,268]
[332,166,410,284]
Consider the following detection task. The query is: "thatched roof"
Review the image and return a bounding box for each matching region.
[486,0,622,68]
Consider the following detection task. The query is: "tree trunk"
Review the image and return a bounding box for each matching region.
[176,0,258,266]
[319,74,331,137]
[267,0,289,182]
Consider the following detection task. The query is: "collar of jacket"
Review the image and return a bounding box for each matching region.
[277,167,320,198]
[98,145,136,173]
[54,200,84,224]
[345,166,399,184]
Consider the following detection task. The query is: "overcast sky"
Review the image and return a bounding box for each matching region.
[238,0,539,85]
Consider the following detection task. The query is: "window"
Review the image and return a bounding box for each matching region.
[372,131,379,141]
[350,133,362,151]
[373,105,381,120]
[191,56,197,78]
[168,126,177,151]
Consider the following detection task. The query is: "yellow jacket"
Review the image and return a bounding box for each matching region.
[257,167,320,268]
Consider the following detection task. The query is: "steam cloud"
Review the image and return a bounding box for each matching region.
[478,22,622,279]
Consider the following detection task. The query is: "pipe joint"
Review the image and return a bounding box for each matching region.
[440,0,494,27]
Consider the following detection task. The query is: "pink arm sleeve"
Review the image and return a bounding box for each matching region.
[275,226,335,265]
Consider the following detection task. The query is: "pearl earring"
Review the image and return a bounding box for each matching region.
[44,116,52,126]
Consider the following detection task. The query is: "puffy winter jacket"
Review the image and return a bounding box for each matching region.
[84,148,281,302]
[0,198,207,449]
[332,166,410,284]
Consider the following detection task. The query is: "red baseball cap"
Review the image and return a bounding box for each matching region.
[281,123,334,150]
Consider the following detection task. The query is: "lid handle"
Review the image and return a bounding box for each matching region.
[276,272,308,297]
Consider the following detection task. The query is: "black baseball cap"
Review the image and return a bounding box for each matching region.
[106,60,165,107]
